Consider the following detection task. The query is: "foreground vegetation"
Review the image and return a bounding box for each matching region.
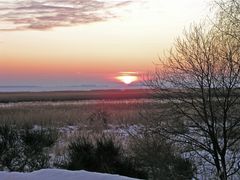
[0,124,195,179]
[0,125,57,171]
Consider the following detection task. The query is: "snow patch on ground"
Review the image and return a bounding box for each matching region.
[0,169,139,180]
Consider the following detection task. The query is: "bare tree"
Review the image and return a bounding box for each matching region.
[215,0,240,42]
[147,22,240,179]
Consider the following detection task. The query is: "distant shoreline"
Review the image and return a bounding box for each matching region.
[0,89,152,103]
[0,84,145,93]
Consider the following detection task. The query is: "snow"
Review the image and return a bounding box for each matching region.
[0,169,139,180]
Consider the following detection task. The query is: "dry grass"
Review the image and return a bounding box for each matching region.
[0,89,172,168]
[0,99,159,128]
[0,90,175,166]
[0,89,152,103]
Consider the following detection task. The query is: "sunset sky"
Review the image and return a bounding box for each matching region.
[0,0,210,87]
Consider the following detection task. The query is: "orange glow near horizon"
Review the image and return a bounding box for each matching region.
[0,0,209,86]
[116,72,139,84]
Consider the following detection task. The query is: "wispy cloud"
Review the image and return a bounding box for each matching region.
[0,0,134,31]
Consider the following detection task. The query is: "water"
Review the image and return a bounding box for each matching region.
[0,84,145,92]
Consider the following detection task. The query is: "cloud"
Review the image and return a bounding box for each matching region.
[0,0,134,31]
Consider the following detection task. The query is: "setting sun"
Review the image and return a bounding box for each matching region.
[116,72,138,84]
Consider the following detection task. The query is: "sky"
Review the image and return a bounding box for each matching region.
[0,0,210,87]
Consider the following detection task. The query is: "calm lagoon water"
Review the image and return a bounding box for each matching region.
[0,84,145,92]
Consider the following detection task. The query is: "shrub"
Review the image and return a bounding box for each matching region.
[66,136,97,171]
[0,125,21,171]
[0,125,57,172]
[95,137,122,173]
[20,127,58,171]
[87,109,109,130]
[59,135,147,179]
[130,133,195,180]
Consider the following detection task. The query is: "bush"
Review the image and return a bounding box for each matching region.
[0,125,21,171]
[130,133,195,180]
[20,127,58,171]
[66,136,97,171]
[0,125,57,172]
[59,135,147,179]
[95,137,122,173]
[87,109,109,131]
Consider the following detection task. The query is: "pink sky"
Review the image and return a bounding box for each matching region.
[0,0,210,86]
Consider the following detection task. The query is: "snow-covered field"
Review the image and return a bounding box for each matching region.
[0,169,139,180]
